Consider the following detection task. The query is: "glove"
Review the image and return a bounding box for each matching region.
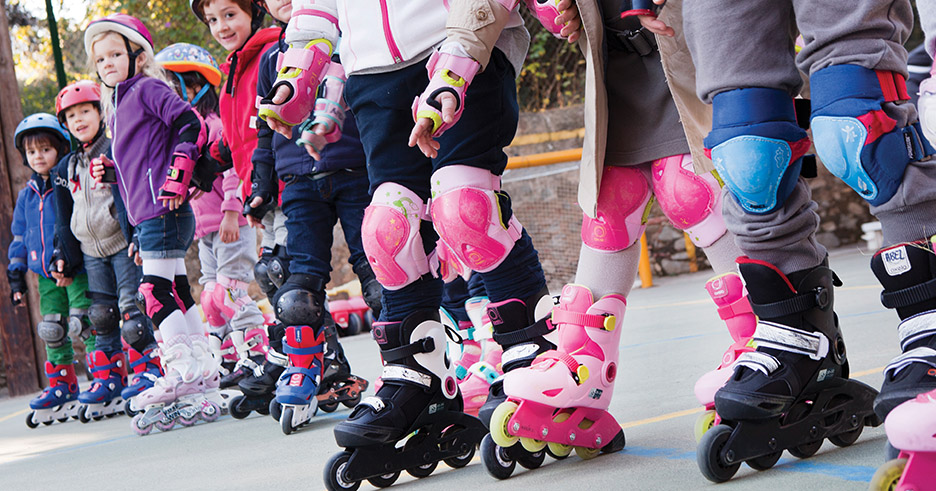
[158,153,197,201]
[412,50,481,138]
[243,161,278,220]
[7,269,26,305]
[48,248,77,278]
[257,39,334,127]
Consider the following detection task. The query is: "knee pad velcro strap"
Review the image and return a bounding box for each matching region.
[138,275,180,328]
[582,166,651,252]
[651,154,726,248]
[810,65,935,206]
[706,88,811,215]
[429,165,522,273]
[362,183,431,290]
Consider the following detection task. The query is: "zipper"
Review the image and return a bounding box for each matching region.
[378,0,403,63]
[83,165,104,257]
[147,168,157,204]
[38,187,51,278]
[112,83,137,225]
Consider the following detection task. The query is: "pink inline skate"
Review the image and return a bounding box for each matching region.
[871,389,936,491]
[692,272,756,441]
[481,285,626,478]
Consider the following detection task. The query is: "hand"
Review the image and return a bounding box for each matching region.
[219,210,240,243]
[556,0,582,43]
[246,197,267,228]
[128,241,143,266]
[301,125,328,160]
[639,0,674,37]
[12,292,22,304]
[56,276,73,287]
[266,85,296,138]
[91,154,112,182]
[161,193,187,210]
[409,91,457,158]
[50,260,66,282]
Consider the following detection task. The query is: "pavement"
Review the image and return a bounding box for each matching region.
[0,246,898,490]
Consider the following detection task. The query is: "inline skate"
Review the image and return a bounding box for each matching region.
[697,259,879,483]
[26,361,80,428]
[323,310,486,491]
[870,389,936,491]
[121,344,162,417]
[77,350,127,422]
[229,323,286,419]
[693,273,756,441]
[219,326,269,388]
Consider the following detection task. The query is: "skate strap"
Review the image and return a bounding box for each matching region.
[885,347,936,376]
[284,365,321,379]
[468,362,500,384]
[717,296,754,320]
[881,278,936,309]
[752,321,829,361]
[897,311,936,350]
[282,343,324,356]
[358,396,386,412]
[129,351,157,370]
[735,351,781,376]
[501,343,542,366]
[492,317,555,346]
[749,288,827,320]
[267,348,289,367]
[537,350,590,385]
[551,310,616,331]
[381,337,436,363]
[381,364,432,388]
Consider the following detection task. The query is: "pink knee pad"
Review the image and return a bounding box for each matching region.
[362,183,431,290]
[429,166,523,273]
[214,274,252,321]
[433,239,469,283]
[651,153,727,248]
[582,166,652,252]
[200,283,225,328]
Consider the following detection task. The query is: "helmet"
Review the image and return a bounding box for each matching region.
[85,13,155,84]
[55,80,102,123]
[190,0,267,32]
[14,113,70,154]
[156,43,222,87]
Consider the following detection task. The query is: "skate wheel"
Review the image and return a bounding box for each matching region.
[201,402,221,423]
[319,399,339,413]
[342,393,362,409]
[25,411,39,429]
[694,409,716,443]
[443,445,475,469]
[367,471,399,488]
[869,458,907,491]
[269,399,282,421]
[105,412,117,418]
[489,401,520,448]
[697,424,740,483]
[131,414,153,436]
[829,424,863,448]
[57,416,69,423]
[520,437,546,453]
[516,449,546,469]
[406,461,438,478]
[574,446,600,460]
[256,400,271,416]
[42,420,54,426]
[324,451,360,491]
[229,395,251,420]
[92,415,104,421]
[481,433,515,480]
[788,439,823,459]
[125,402,139,417]
[281,406,295,435]
[156,419,176,432]
[746,451,781,471]
[78,405,91,424]
[546,441,572,459]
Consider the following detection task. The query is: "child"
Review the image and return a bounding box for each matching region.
[51,79,160,418]
[155,42,268,390]
[84,13,214,434]
[10,113,95,427]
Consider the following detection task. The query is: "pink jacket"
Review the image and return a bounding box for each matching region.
[192,113,247,239]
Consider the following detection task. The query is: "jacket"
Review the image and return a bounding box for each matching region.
[9,174,58,279]
[192,113,247,239]
[219,27,280,201]
[109,74,203,226]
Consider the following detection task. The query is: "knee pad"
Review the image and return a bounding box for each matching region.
[214,274,254,322]
[137,275,181,328]
[429,165,522,273]
[68,308,92,342]
[810,65,935,206]
[651,154,727,248]
[268,246,291,289]
[120,310,149,349]
[201,282,226,328]
[362,182,431,290]
[254,247,278,298]
[174,275,195,311]
[582,166,652,252]
[706,88,812,215]
[88,302,120,337]
[37,314,68,348]
[274,274,326,328]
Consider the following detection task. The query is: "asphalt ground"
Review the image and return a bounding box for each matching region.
[0,246,897,490]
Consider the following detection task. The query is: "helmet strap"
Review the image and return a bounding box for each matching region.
[190,84,211,106]
[173,72,189,103]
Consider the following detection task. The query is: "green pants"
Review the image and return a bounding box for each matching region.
[37,274,94,365]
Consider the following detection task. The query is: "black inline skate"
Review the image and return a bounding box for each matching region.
[229,323,287,420]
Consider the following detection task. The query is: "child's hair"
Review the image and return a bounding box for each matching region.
[22,131,70,162]
[87,31,173,119]
[196,0,254,22]
[166,70,220,119]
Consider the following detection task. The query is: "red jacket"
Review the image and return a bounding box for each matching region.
[219,27,280,200]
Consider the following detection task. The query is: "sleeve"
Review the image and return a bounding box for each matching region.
[252,48,277,168]
[141,80,205,161]
[922,1,936,57]
[220,168,242,213]
[8,190,28,272]
[51,156,83,274]
[283,0,341,49]
[445,0,516,70]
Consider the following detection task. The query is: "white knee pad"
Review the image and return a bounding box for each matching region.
[651,153,727,248]
[581,166,652,252]
[362,182,431,290]
[429,165,522,273]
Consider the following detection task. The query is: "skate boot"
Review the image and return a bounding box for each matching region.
[130,335,220,436]
[482,285,627,479]
[324,310,487,490]
[26,361,80,428]
[697,259,880,483]
[479,289,556,427]
[453,321,481,381]
[275,324,326,435]
[191,332,229,413]
[121,345,162,416]
[870,239,936,420]
[77,350,128,422]
[219,327,268,388]
[316,323,368,417]
[693,273,756,441]
[870,389,936,491]
[231,323,286,420]
[461,346,503,416]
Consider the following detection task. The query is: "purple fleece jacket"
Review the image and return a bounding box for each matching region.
[108,74,201,226]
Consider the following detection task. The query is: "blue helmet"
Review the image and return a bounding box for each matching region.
[14,113,70,154]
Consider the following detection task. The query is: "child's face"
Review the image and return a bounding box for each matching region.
[63,102,101,144]
[204,0,253,52]
[263,0,292,24]
[93,33,138,86]
[24,139,59,176]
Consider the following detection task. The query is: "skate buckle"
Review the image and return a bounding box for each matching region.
[575,365,590,385]
[602,314,616,332]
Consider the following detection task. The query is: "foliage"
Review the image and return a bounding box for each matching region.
[5,0,37,27]
[19,77,59,117]
[516,12,586,112]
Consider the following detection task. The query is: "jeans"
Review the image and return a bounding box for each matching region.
[85,247,151,354]
[136,204,196,259]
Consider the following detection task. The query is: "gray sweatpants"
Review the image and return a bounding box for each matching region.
[684,0,936,273]
[260,206,288,250]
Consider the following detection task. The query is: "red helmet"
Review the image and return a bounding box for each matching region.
[55,80,102,123]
